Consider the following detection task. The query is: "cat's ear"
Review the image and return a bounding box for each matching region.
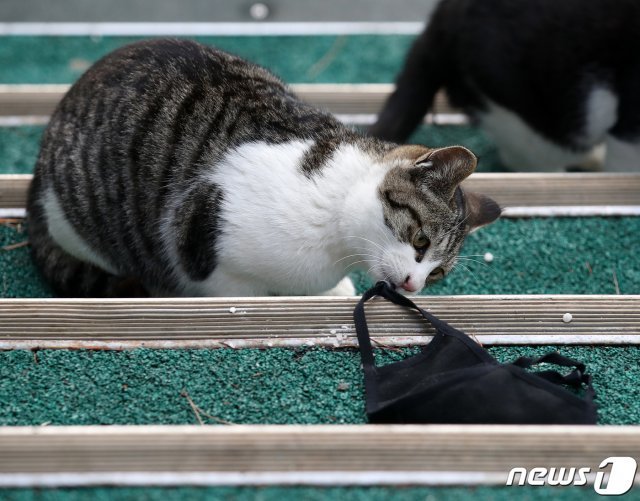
[462,190,502,233]
[411,146,477,202]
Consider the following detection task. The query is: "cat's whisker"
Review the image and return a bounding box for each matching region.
[343,235,386,253]
[374,220,394,248]
[334,253,379,266]
[443,213,471,238]
[350,245,382,254]
[344,259,380,272]
[455,262,479,283]
[456,256,488,267]
[456,262,480,275]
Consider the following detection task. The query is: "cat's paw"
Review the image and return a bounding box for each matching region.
[321,276,357,296]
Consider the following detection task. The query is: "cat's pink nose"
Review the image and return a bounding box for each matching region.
[402,275,419,293]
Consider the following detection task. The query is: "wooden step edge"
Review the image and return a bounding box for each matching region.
[0,424,637,487]
[0,295,638,348]
[0,83,459,116]
[2,174,640,214]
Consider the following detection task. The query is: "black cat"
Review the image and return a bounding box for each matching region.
[370,0,640,171]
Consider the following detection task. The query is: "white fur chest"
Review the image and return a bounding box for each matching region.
[174,140,385,296]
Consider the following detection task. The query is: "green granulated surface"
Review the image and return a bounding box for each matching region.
[409,124,508,172]
[0,345,637,426]
[1,34,638,499]
[0,123,505,175]
[0,486,615,501]
[0,35,414,84]
[0,223,51,297]
[5,216,637,299]
[0,34,507,173]
[0,126,44,174]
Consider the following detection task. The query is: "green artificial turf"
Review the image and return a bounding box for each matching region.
[0,123,506,175]
[1,34,639,500]
[0,35,414,85]
[0,126,44,174]
[0,345,637,426]
[0,34,507,173]
[2,216,638,299]
[0,485,614,501]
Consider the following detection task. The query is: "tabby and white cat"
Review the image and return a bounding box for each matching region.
[27,39,500,297]
[370,0,640,171]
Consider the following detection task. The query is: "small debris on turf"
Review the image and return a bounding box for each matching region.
[1,240,29,251]
[483,252,494,263]
[371,339,403,353]
[337,382,350,391]
[0,218,23,228]
[180,390,234,425]
[613,269,621,295]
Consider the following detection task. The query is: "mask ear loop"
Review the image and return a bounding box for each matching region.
[354,281,497,411]
[369,281,491,353]
[354,281,447,372]
[367,281,452,331]
[353,281,388,410]
[353,282,386,372]
[512,353,596,403]
[354,281,438,409]
[355,280,484,366]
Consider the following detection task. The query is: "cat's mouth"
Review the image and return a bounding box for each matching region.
[384,267,445,294]
[385,280,420,295]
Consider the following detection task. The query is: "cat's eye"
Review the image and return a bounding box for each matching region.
[412,230,430,251]
[429,267,444,280]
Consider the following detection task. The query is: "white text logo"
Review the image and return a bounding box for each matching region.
[506,457,637,495]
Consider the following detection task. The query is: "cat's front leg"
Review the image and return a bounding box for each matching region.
[320,276,357,296]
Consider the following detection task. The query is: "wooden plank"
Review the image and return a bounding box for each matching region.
[0,295,639,349]
[464,172,640,208]
[0,83,458,117]
[0,425,638,486]
[2,173,640,213]
[0,22,427,37]
[0,174,30,209]
[0,84,69,117]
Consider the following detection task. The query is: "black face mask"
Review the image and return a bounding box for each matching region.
[354,282,597,424]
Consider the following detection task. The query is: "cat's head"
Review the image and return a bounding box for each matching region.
[366,145,500,293]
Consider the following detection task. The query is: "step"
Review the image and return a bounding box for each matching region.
[3,173,640,218]
[0,424,637,487]
[1,295,639,349]
[0,83,456,118]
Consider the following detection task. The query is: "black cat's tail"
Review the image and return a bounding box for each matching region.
[369,2,456,143]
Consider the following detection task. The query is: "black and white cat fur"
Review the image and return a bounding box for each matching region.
[27,39,500,298]
[370,0,640,171]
